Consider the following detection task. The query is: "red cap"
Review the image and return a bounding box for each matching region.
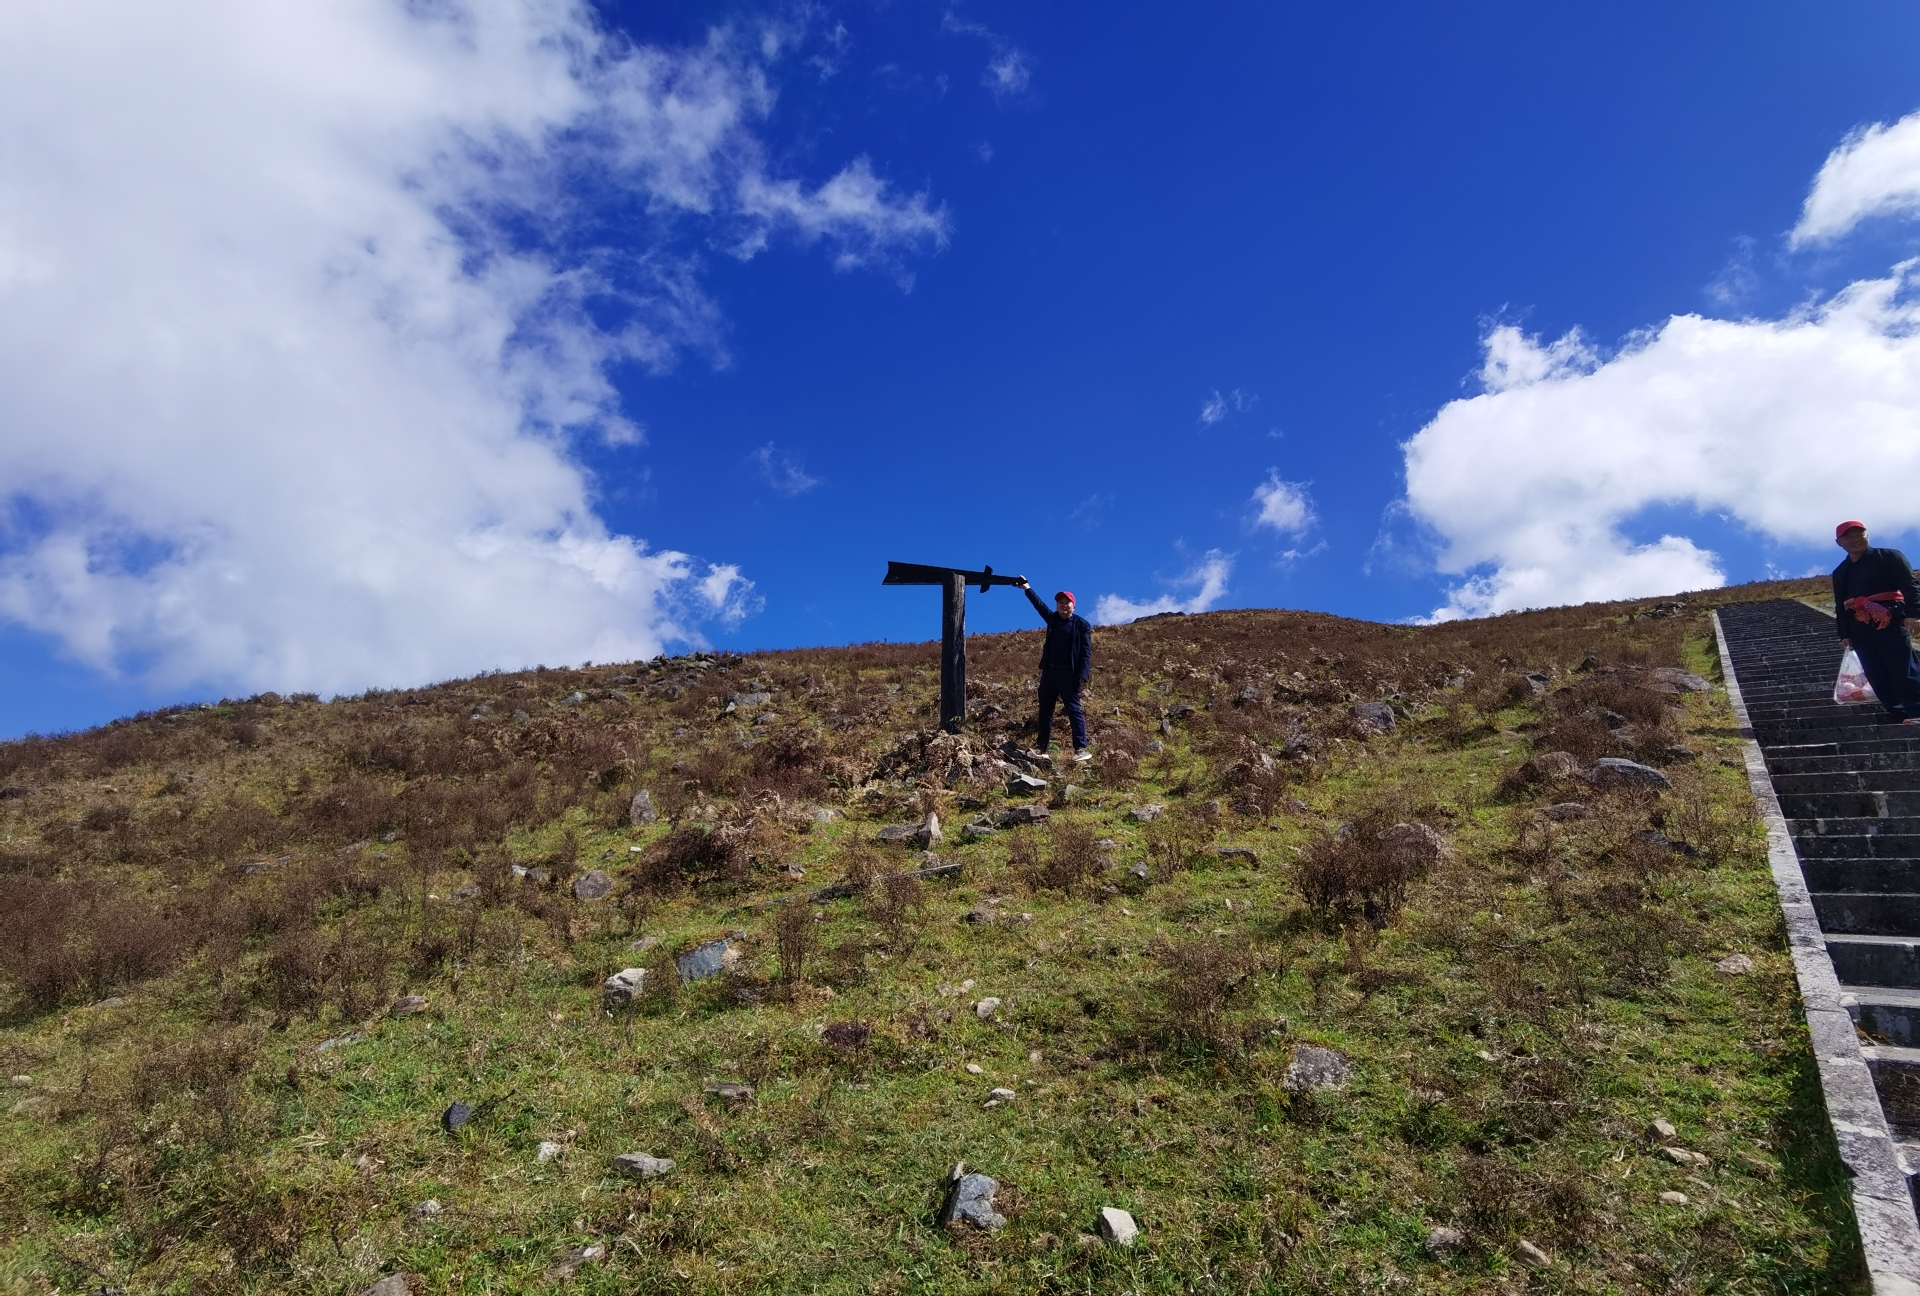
[1837,519,1868,538]
[1055,590,1076,604]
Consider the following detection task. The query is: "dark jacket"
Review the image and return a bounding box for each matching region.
[1024,587,1092,682]
[1834,547,1920,637]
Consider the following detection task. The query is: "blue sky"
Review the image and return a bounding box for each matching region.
[6,0,1920,737]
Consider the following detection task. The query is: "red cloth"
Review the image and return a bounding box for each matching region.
[1847,589,1906,630]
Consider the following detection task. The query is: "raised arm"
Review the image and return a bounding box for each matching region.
[1021,583,1053,625]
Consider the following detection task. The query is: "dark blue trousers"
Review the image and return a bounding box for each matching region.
[1036,671,1087,750]
[1851,626,1920,719]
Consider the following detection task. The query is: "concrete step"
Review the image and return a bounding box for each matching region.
[1768,753,1920,777]
[1861,1044,1920,1134]
[1829,934,1920,988]
[1774,771,1920,795]
[1849,987,1920,1048]
[1780,791,1920,820]
[1802,857,1920,894]
[1815,892,1920,936]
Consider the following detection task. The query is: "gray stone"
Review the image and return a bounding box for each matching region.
[1425,1225,1465,1256]
[1007,771,1049,794]
[1098,1206,1139,1246]
[1649,667,1712,694]
[877,822,921,844]
[356,1277,413,1296]
[811,806,839,823]
[974,997,1002,1020]
[1522,671,1552,693]
[941,1167,1007,1230]
[1664,744,1699,764]
[1515,1239,1552,1269]
[603,967,648,1009]
[544,1243,606,1280]
[1236,685,1266,705]
[315,1031,365,1053]
[1218,846,1259,865]
[92,996,128,1010]
[511,708,530,722]
[726,691,772,710]
[961,818,996,841]
[561,691,588,705]
[1520,751,1583,782]
[995,804,1051,827]
[987,1086,1017,1103]
[1377,821,1452,867]
[1590,756,1672,790]
[440,1101,473,1132]
[1129,803,1166,822]
[1144,739,1165,754]
[629,935,661,953]
[676,938,739,983]
[388,995,428,1017]
[573,869,613,900]
[1539,802,1593,821]
[1715,953,1755,975]
[410,1199,444,1220]
[1647,1116,1678,1141]
[1349,701,1395,734]
[1659,1190,1689,1205]
[612,1152,676,1179]
[1166,705,1195,721]
[916,813,942,848]
[1283,1044,1352,1093]
[1128,862,1150,882]
[536,1140,562,1162]
[629,789,658,825]
[705,1081,755,1104]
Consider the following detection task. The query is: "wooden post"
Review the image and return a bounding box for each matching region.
[940,572,966,733]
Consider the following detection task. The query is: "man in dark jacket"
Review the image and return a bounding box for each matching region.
[1016,577,1093,762]
[1834,520,1920,723]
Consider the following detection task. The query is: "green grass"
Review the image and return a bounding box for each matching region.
[0,583,1871,1294]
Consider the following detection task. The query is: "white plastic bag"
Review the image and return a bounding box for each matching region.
[1835,649,1878,704]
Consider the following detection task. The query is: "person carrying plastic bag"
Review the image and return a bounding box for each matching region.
[1833,520,1920,723]
[1834,648,1877,705]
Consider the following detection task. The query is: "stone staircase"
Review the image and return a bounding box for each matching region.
[1716,599,1920,1203]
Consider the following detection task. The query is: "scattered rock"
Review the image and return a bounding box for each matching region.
[1664,745,1700,764]
[612,1152,675,1179]
[1649,667,1712,694]
[1128,862,1150,882]
[1283,1044,1352,1093]
[410,1199,444,1220]
[964,1063,984,1075]
[1378,821,1452,867]
[1098,1206,1140,1247]
[1589,757,1672,790]
[628,935,661,953]
[940,1166,1007,1231]
[1007,771,1049,795]
[511,709,530,722]
[1053,784,1082,807]
[811,806,839,823]
[1514,1239,1552,1269]
[916,813,942,848]
[560,691,588,705]
[1661,1146,1711,1168]
[705,1081,754,1104]
[878,822,921,844]
[1236,685,1266,705]
[388,995,428,1018]
[1129,803,1166,822]
[9,1096,47,1116]
[1647,1117,1678,1142]
[778,862,806,881]
[1520,751,1583,782]
[974,997,1003,1021]
[628,789,658,825]
[544,1243,606,1281]
[1522,671,1552,693]
[1715,953,1755,976]
[1737,1152,1777,1179]
[603,968,649,1010]
[315,1031,365,1053]
[1659,1191,1689,1205]
[987,1087,1017,1103]
[961,818,996,841]
[964,906,997,926]
[676,938,739,984]
[572,869,612,900]
[8,1075,30,1087]
[1539,802,1593,821]
[995,804,1050,827]
[1144,739,1165,754]
[92,996,128,1010]
[1349,701,1395,734]
[440,1101,473,1132]
[536,1141,562,1162]
[1425,1225,1466,1256]
[1218,846,1259,865]
[356,1277,414,1296]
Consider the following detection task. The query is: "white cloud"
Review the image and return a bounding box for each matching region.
[1791,109,1920,247]
[1402,270,1920,620]
[1199,388,1256,425]
[1095,551,1233,625]
[983,49,1032,99]
[751,443,821,496]
[1251,473,1315,536]
[0,0,946,697]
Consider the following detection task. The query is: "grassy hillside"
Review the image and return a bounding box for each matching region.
[0,576,1864,1295]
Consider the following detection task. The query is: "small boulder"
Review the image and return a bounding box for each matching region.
[1007,771,1050,795]
[1236,685,1266,705]
[1715,953,1755,976]
[1377,821,1452,867]
[544,1244,606,1281]
[612,1152,675,1179]
[628,789,658,825]
[987,1087,1017,1103]
[676,938,739,984]
[603,968,648,1009]
[410,1199,444,1220]
[440,1101,473,1132]
[962,818,997,841]
[561,690,588,705]
[388,995,428,1018]
[1661,1146,1711,1168]
[1129,803,1166,823]
[1218,846,1259,865]
[1522,671,1552,693]
[1659,1191,1689,1205]
[974,997,1003,1020]
[1539,802,1593,822]
[1424,1225,1465,1256]
[1649,667,1712,694]
[1647,1116,1678,1141]
[1515,1239,1552,1269]
[1590,757,1672,790]
[915,813,942,849]
[877,822,921,844]
[996,804,1051,827]
[536,1141,562,1162]
[940,1166,1007,1230]
[1520,751,1583,783]
[572,869,612,900]
[1144,739,1165,754]
[1349,701,1395,735]
[357,1277,414,1296]
[1098,1206,1140,1247]
[705,1081,755,1105]
[1283,1044,1352,1093]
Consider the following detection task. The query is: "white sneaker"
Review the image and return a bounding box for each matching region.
[1073,747,1092,763]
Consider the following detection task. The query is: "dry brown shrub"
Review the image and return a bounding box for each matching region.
[866,872,927,950]
[1146,935,1261,1052]
[1295,810,1429,929]
[774,901,814,987]
[1141,804,1217,875]
[1021,819,1104,895]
